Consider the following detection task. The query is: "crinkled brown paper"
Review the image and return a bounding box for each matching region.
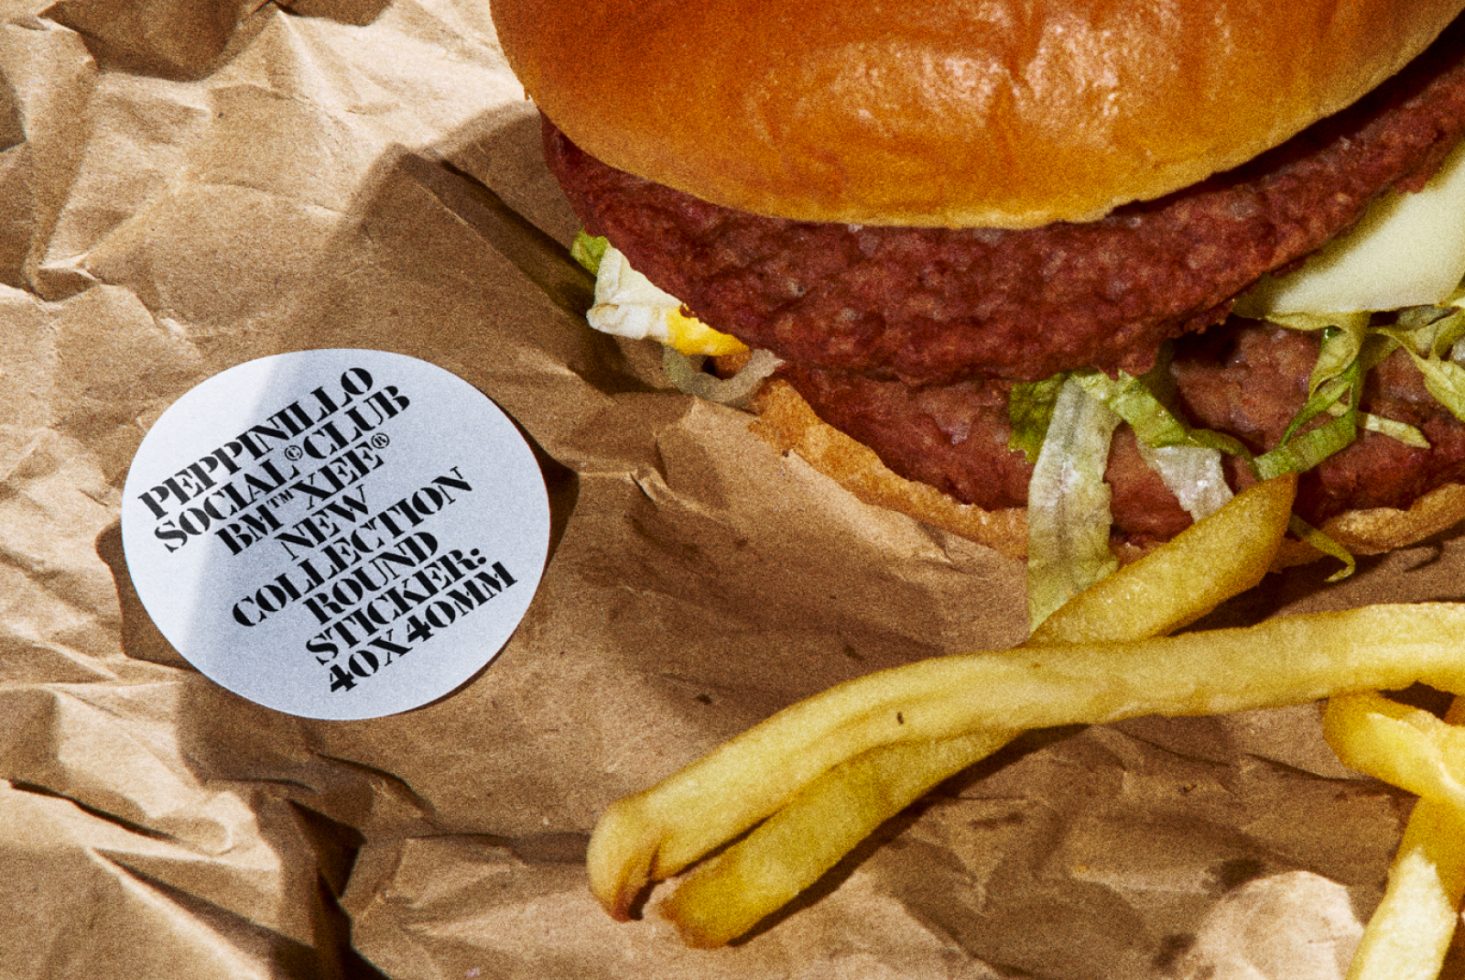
[3,2,1464,976]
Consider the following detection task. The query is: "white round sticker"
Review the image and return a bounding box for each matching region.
[121,349,550,720]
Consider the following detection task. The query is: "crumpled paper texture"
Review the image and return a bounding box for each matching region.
[2,1,1462,976]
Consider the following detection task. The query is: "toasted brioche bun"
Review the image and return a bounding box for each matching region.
[493,0,1464,228]
[749,379,1465,568]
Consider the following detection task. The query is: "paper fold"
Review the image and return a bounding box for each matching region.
[1,0,1460,976]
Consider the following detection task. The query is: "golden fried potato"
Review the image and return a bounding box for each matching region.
[661,730,1013,947]
[1326,695,1465,978]
[1033,475,1295,645]
[1325,693,1465,811]
[650,478,1297,942]
[589,603,1465,920]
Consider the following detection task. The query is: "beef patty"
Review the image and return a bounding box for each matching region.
[546,16,1465,385]
[781,324,1465,544]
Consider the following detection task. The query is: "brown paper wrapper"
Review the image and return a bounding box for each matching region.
[3,2,1463,975]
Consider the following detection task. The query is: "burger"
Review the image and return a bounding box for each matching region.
[491,0,1465,619]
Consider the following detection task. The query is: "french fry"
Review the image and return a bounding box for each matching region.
[1032,474,1295,645]
[588,603,1465,919]
[1346,797,1465,980]
[661,729,1015,947]
[1326,696,1465,978]
[652,477,1298,943]
[1324,693,1465,812]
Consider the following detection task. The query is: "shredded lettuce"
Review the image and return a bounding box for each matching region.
[1136,442,1233,522]
[661,347,782,409]
[1197,305,1465,572]
[1391,351,1465,423]
[572,231,609,276]
[1008,375,1067,464]
[1070,370,1250,458]
[1279,315,1371,396]
[1254,359,1365,481]
[1255,413,1357,481]
[1013,365,1248,469]
[1026,379,1121,630]
[1289,515,1356,582]
[1376,308,1465,423]
[1357,410,1429,448]
[1251,313,1444,479]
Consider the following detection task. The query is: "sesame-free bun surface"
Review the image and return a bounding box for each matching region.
[493,0,1464,228]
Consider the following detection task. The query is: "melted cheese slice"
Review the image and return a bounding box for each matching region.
[1237,139,1465,316]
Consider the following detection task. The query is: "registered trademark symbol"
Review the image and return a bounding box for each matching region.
[371,433,390,449]
[283,444,303,461]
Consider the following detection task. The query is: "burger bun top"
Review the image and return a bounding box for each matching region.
[494,0,1464,228]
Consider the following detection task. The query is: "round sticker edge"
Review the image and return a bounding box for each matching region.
[120,348,551,721]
